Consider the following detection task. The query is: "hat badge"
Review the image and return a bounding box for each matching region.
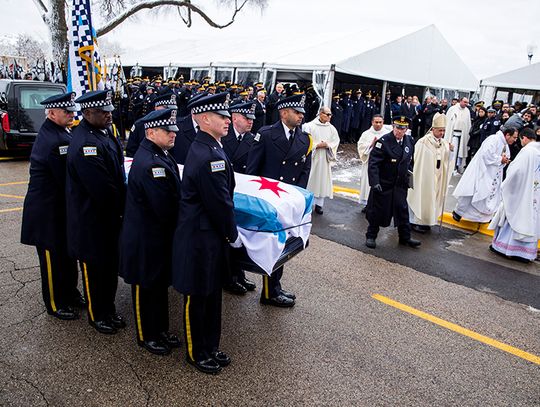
[106,91,112,102]
[225,93,230,106]
[250,104,256,114]
[170,109,177,121]
[171,94,176,103]
[300,95,306,105]
[70,92,76,102]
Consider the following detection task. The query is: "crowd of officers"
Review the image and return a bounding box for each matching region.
[20,85,313,375]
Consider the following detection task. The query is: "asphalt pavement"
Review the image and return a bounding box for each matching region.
[0,158,539,406]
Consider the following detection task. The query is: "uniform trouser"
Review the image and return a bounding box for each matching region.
[225,247,247,285]
[36,248,78,314]
[366,223,411,241]
[131,284,169,343]
[261,265,283,299]
[80,258,118,323]
[183,289,222,362]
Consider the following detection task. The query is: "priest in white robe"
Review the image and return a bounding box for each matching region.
[408,113,452,232]
[304,106,340,215]
[357,114,389,206]
[444,97,472,173]
[452,126,519,223]
[489,128,540,262]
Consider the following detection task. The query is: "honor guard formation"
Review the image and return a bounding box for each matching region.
[20,74,540,375]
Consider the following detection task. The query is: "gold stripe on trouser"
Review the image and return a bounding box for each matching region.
[135,285,144,342]
[45,250,57,312]
[82,262,95,322]
[263,276,270,299]
[185,295,194,362]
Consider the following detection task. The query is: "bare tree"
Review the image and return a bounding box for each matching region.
[32,0,267,67]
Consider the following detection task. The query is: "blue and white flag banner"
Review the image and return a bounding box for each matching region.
[124,160,313,275]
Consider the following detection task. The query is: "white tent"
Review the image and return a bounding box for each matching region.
[123,24,478,105]
[479,62,540,105]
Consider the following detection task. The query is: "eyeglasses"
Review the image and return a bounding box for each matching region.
[322,112,332,116]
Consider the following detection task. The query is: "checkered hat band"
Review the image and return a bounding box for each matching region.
[155,100,176,107]
[191,103,229,114]
[44,101,76,109]
[79,100,112,109]
[230,108,251,114]
[278,101,303,110]
[144,119,176,129]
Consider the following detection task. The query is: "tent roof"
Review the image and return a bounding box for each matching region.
[480,62,540,91]
[122,24,478,91]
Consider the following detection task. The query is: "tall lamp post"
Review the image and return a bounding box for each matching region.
[527,44,536,65]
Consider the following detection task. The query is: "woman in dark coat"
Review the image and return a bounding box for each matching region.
[467,106,486,164]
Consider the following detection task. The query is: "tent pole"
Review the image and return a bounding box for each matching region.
[380,80,388,116]
[324,65,335,108]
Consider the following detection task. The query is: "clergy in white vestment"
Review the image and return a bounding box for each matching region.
[356,114,389,206]
[444,97,472,172]
[408,113,452,232]
[452,126,519,223]
[304,106,340,214]
[489,128,540,262]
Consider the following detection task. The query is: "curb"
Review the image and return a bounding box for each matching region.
[332,185,539,248]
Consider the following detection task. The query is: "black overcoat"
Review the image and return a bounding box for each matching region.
[221,125,255,174]
[169,115,196,165]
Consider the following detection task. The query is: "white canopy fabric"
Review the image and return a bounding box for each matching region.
[123,24,478,91]
[481,62,540,91]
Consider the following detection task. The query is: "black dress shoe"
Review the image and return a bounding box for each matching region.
[399,238,422,248]
[260,294,295,308]
[90,319,118,335]
[211,351,231,367]
[452,211,462,222]
[315,205,323,215]
[365,238,376,249]
[280,289,296,300]
[70,291,87,308]
[239,277,256,291]
[159,331,181,348]
[187,357,222,374]
[138,340,171,356]
[48,307,79,321]
[361,207,367,213]
[224,281,247,295]
[108,313,126,329]
[411,224,429,234]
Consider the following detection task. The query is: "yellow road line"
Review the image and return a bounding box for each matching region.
[0,181,28,187]
[372,294,540,366]
[333,185,360,195]
[0,157,17,161]
[0,207,22,213]
[0,193,24,199]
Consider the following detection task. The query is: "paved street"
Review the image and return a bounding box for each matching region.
[0,157,539,406]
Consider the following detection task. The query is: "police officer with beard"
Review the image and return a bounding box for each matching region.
[365,116,421,249]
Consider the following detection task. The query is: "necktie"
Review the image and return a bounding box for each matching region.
[237,133,243,142]
[289,129,294,146]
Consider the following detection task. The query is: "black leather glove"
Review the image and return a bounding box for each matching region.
[373,184,383,193]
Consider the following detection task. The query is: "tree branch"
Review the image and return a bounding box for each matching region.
[31,0,49,22]
[96,0,249,37]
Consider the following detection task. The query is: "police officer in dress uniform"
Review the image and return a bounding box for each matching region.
[365,116,421,249]
[120,109,182,356]
[172,92,241,374]
[221,101,258,295]
[480,108,501,144]
[125,93,177,157]
[21,92,85,320]
[246,94,313,308]
[66,90,127,335]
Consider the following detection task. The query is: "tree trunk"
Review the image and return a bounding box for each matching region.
[49,0,69,69]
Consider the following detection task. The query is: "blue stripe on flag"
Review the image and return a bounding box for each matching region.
[292,186,314,216]
[233,192,287,244]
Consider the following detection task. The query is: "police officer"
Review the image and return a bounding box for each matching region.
[480,108,501,143]
[125,93,177,157]
[66,90,127,335]
[172,92,241,374]
[120,109,182,356]
[246,94,312,308]
[21,92,84,320]
[365,116,421,249]
[221,101,257,295]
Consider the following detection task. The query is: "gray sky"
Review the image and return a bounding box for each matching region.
[1,0,539,79]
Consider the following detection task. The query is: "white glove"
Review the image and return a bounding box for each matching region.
[229,236,243,248]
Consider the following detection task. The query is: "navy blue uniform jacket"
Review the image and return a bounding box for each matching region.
[21,118,72,251]
[246,121,312,188]
[170,115,196,165]
[221,125,255,174]
[125,117,145,157]
[367,132,414,227]
[120,138,181,287]
[172,131,238,296]
[66,119,126,262]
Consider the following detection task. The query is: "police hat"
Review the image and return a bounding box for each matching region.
[229,102,256,119]
[487,107,496,113]
[188,92,231,117]
[474,101,485,107]
[40,92,78,112]
[75,90,114,112]
[152,93,178,110]
[492,99,504,107]
[276,94,306,114]
[141,109,179,132]
[393,116,410,128]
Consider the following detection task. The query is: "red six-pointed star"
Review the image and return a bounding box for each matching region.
[250,176,288,197]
